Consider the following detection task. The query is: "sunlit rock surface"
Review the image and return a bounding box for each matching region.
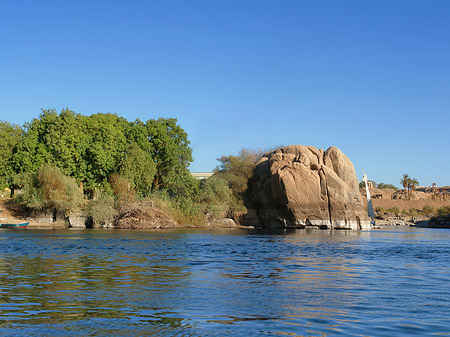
[246,145,371,230]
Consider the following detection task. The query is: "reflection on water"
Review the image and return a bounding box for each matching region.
[0,227,449,336]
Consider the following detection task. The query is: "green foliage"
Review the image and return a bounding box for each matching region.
[109,173,136,209]
[0,121,23,189]
[377,183,398,190]
[437,206,450,216]
[149,191,203,226]
[386,206,400,214]
[359,180,397,190]
[399,174,419,200]
[8,109,194,199]
[214,149,260,204]
[197,177,234,218]
[16,172,42,209]
[87,193,118,227]
[422,204,436,215]
[85,113,129,186]
[17,164,84,215]
[119,142,156,196]
[404,208,418,216]
[146,118,193,193]
[375,206,385,213]
[171,196,204,225]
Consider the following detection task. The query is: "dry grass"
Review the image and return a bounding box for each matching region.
[371,199,450,212]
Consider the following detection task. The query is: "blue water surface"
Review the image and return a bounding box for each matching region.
[0,226,449,336]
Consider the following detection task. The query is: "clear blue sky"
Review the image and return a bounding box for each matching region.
[1,0,449,187]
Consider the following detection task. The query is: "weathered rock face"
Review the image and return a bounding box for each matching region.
[247,145,371,229]
[68,214,89,228]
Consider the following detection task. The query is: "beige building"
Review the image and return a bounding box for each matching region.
[191,172,214,180]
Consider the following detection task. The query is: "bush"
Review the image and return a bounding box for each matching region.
[109,173,136,209]
[437,206,450,216]
[377,183,397,190]
[375,206,385,213]
[149,191,204,226]
[422,204,435,215]
[386,206,400,215]
[197,177,233,218]
[408,208,418,216]
[87,194,118,227]
[17,164,84,215]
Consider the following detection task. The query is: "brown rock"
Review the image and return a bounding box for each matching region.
[247,145,370,229]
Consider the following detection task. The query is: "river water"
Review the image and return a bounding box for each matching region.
[0,227,449,336]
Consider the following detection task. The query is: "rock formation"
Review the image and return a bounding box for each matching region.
[245,145,371,229]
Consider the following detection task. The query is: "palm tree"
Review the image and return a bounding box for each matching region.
[409,178,419,199]
[400,174,410,199]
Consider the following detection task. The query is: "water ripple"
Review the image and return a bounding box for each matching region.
[0,227,449,336]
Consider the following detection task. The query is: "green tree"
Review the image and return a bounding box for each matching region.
[377,183,398,190]
[84,113,129,189]
[41,108,91,181]
[0,121,23,190]
[146,118,194,194]
[409,178,419,193]
[12,113,53,177]
[119,142,156,196]
[197,177,234,218]
[214,149,262,211]
[10,109,197,201]
[399,174,419,200]
[215,149,259,197]
[400,174,411,200]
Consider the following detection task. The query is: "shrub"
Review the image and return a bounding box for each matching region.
[109,173,136,209]
[197,177,233,218]
[377,183,398,190]
[17,164,84,215]
[148,191,203,226]
[408,208,418,216]
[386,206,400,215]
[422,204,435,215]
[437,206,450,216]
[87,194,118,227]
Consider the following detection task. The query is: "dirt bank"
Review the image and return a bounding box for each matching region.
[372,199,450,212]
[0,198,64,229]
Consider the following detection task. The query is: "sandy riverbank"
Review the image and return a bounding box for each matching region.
[0,198,65,229]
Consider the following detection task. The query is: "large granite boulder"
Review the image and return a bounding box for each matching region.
[247,145,371,229]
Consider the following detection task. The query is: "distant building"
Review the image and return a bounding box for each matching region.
[191,172,214,180]
[416,186,450,193]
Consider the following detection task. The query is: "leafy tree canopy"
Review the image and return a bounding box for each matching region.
[214,149,263,212]
[7,108,194,198]
[0,121,23,189]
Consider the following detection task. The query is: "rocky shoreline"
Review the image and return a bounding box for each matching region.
[2,195,449,230]
[0,198,247,230]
